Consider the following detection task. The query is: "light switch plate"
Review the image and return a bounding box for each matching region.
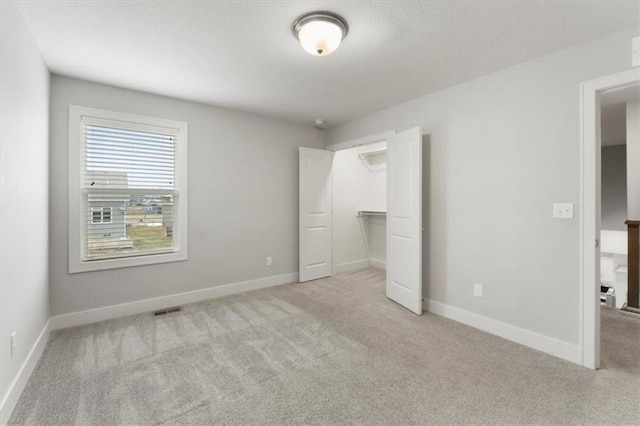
[553,203,574,219]
[474,284,483,298]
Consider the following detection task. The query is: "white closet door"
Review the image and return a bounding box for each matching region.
[386,127,423,314]
[299,147,333,282]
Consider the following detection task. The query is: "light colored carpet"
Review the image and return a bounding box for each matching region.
[9,268,640,425]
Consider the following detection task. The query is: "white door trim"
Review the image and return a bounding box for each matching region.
[579,68,640,369]
[328,130,396,152]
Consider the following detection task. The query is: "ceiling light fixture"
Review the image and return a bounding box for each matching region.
[292,11,348,56]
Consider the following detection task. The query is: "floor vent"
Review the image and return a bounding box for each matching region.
[153,306,181,316]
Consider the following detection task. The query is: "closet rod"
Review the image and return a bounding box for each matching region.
[357,210,387,217]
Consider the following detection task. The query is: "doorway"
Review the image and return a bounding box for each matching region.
[600,84,639,310]
[599,82,640,375]
[580,68,640,369]
[299,128,425,315]
[332,140,388,274]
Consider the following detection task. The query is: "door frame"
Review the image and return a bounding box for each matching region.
[327,130,395,275]
[579,68,640,369]
[327,130,396,153]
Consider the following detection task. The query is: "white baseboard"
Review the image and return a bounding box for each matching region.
[1,319,51,426]
[334,259,371,274]
[50,272,298,331]
[423,299,581,365]
[369,259,386,270]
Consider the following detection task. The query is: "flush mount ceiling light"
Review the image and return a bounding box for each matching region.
[292,11,348,56]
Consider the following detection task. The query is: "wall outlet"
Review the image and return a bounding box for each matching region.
[266,256,273,266]
[553,203,574,219]
[10,332,16,357]
[474,284,483,298]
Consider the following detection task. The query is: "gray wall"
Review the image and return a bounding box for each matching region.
[601,145,627,231]
[325,26,639,346]
[0,1,50,411]
[50,76,323,316]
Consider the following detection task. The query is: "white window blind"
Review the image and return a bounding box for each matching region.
[81,117,180,261]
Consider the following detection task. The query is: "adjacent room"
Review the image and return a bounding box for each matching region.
[1,1,639,424]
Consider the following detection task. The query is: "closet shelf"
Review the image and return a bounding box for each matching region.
[357,210,387,217]
[358,148,386,160]
[358,148,387,171]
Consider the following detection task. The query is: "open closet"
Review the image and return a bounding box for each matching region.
[299,126,425,315]
[332,141,388,273]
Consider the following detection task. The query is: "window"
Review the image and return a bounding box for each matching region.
[69,106,188,273]
[91,207,112,224]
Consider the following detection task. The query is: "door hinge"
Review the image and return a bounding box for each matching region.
[595,239,599,248]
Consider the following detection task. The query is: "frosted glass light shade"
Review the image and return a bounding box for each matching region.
[293,12,348,57]
[298,20,342,56]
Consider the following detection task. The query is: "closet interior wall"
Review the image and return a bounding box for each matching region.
[332,142,387,273]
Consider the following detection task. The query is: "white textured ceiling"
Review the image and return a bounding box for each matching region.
[15,0,640,127]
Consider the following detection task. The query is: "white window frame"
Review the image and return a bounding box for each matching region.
[91,207,113,224]
[69,105,188,273]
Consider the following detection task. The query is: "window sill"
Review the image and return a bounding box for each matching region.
[69,250,187,274]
